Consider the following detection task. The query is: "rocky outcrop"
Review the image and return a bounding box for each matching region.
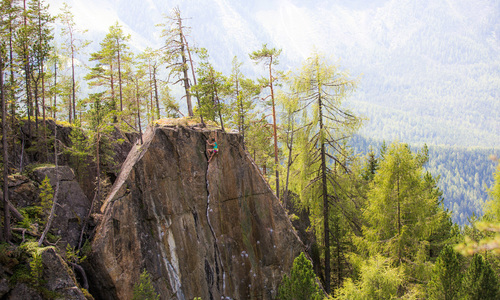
[32,166,91,248]
[6,166,90,248]
[87,125,306,299]
[3,247,86,300]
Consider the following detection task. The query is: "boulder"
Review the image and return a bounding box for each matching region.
[3,248,85,300]
[87,125,306,300]
[31,166,91,248]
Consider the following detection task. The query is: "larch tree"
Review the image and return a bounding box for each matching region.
[250,44,282,199]
[159,6,195,117]
[363,142,451,268]
[291,53,360,293]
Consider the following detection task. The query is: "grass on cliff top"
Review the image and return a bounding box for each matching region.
[154,117,222,130]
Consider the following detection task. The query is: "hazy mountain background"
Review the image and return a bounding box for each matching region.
[48,0,499,224]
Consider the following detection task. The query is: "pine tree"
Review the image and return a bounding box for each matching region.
[39,174,53,218]
[250,44,282,199]
[192,49,229,131]
[86,23,131,123]
[460,254,499,299]
[278,252,323,300]
[58,2,90,123]
[227,56,259,142]
[427,245,463,300]
[132,269,159,300]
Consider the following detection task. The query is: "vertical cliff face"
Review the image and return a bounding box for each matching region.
[86,124,305,299]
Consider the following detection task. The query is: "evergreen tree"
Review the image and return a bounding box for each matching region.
[85,23,131,123]
[159,6,195,117]
[1,26,10,241]
[334,254,403,300]
[428,245,463,300]
[278,252,323,300]
[363,142,448,264]
[39,174,53,218]
[192,49,229,130]
[290,52,360,293]
[132,269,159,300]
[250,43,282,199]
[460,254,499,299]
[227,56,259,142]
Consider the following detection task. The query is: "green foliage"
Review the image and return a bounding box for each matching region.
[29,251,43,287]
[17,242,46,287]
[334,255,403,300]
[17,206,43,229]
[460,254,499,299]
[192,50,230,126]
[65,243,86,264]
[278,252,323,300]
[351,135,498,226]
[362,142,450,264]
[39,175,54,218]
[456,160,500,255]
[427,245,463,300]
[132,269,159,300]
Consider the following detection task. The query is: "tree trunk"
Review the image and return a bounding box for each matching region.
[319,92,330,293]
[71,37,76,123]
[136,83,143,144]
[23,0,32,137]
[8,2,16,169]
[185,36,204,125]
[110,63,116,123]
[2,54,11,242]
[153,66,160,120]
[148,60,153,122]
[117,39,123,112]
[269,59,279,200]
[283,123,294,208]
[38,122,60,246]
[178,20,193,117]
[53,60,57,120]
[38,1,46,126]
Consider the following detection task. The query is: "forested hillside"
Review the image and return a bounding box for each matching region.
[352,135,499,225]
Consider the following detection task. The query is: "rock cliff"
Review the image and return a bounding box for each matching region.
[86,124,306,299]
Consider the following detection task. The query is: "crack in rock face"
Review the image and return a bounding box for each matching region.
[87,125,306,300]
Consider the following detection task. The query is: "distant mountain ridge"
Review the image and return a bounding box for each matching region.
[48,0,500,148]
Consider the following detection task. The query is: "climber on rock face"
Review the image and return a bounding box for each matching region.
[207,137,218,163]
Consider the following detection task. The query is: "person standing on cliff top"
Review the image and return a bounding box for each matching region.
[207,137,218,163]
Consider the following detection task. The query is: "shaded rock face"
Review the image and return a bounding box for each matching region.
[4,248,86,300]
[87,125,305,299]
[8,166,90,248]
[31,166,91,248]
